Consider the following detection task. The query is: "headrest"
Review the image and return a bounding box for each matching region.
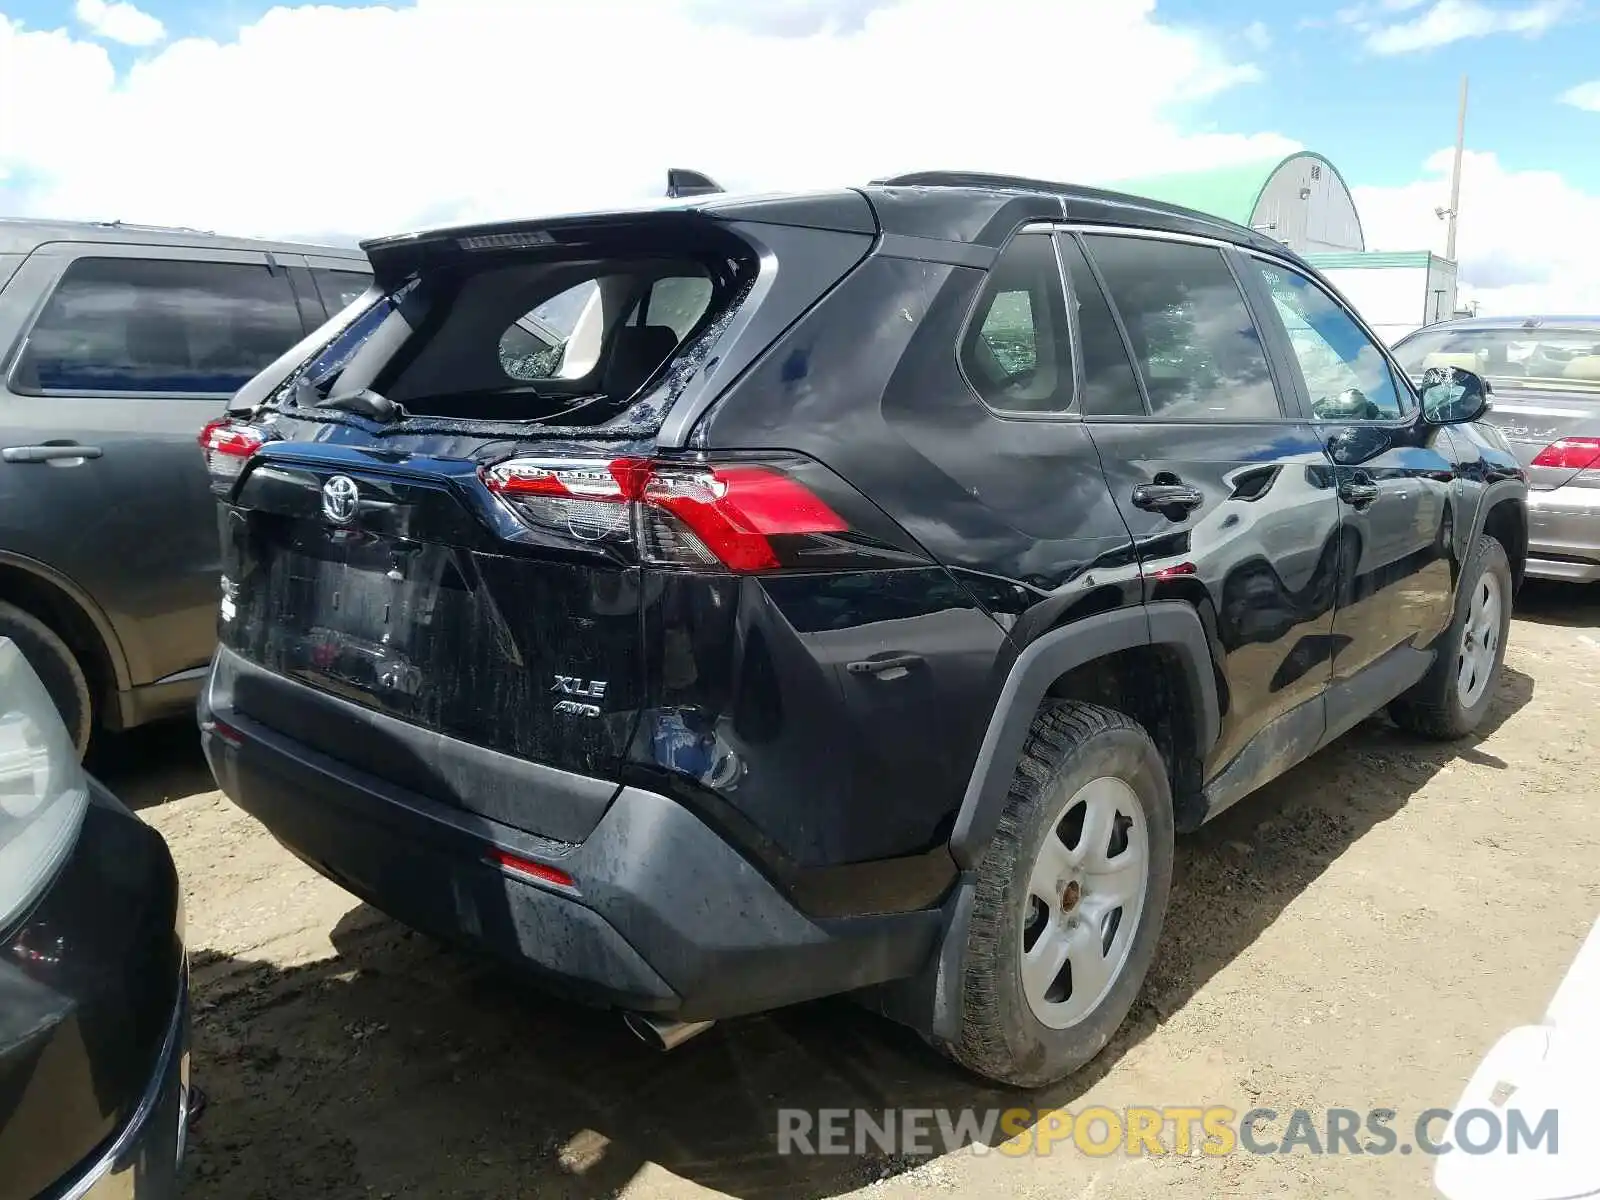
[1422,352,1484,374]
[1561,356,1600,381]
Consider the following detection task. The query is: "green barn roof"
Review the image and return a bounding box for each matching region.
[1105,151,1356,231]
[1106,159,1285,226]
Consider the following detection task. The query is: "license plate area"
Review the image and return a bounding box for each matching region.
[266,524,458,707]
[307,531,440,645]
[222,500,645,777]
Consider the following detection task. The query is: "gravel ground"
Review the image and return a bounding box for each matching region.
[102,583,1600,1200]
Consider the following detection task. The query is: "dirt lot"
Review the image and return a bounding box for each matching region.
[103,584,1599,1200]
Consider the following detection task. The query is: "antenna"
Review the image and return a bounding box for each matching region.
[666,169,724,199]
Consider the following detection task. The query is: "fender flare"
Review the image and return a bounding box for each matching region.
[0,549,131,693]
[947,601,1219,869]
[1457,476,1528,588]
[1468,479,1527,541]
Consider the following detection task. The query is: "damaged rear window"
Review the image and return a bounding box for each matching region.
[280,248,751,428]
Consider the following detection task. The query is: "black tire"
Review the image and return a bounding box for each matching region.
[1390,534,1512,740]
[938,701,1175,1089]
[0,600,93,759]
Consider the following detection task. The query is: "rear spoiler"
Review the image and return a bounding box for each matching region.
[359,208,746,292]
[358,174,875,290]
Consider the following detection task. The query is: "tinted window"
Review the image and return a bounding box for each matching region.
[960,233,1074,413]
[1060,235,1144,416]
[15,257,303,395]
[1085,236,1279,420]
[630,276,713,339]
[1253,261,1407,420]
[312,268,372,315]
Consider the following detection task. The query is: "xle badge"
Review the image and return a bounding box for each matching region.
[552,675,607,719]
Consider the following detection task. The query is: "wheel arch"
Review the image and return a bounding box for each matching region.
[0,551,131,721]
[948,601,1219,869]
[1477,488,1528,592]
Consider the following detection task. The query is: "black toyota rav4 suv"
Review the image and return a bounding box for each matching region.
[197,172,1526,1088]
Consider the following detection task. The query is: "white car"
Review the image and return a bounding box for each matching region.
[1436,914,1600,1198]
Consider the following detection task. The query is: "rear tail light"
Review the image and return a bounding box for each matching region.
[482,456,866,573]
[1531,437,1600,471]
[198,418,266,487]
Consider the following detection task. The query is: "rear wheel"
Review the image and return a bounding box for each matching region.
[0,600,93,759]
[939,701,1174,1088]
[1390,534,1511,740]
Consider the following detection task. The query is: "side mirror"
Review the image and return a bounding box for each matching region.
[1420,365,1490,426]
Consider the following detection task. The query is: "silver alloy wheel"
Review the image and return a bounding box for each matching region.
[1457,568,1503,709]
[1020,775,1149,1029]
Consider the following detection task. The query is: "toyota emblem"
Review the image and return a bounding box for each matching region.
[322,475,360,525]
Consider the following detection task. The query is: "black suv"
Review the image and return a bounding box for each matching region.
[197,173,1527,1088]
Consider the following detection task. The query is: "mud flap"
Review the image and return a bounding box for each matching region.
[852,875,977,1044]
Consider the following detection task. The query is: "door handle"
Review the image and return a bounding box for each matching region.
[1337,477,1380,509]
[1131,482,1204,519]
[846,654,923,678]
[2,444,104,464]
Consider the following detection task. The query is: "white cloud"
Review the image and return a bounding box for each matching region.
[0,0,1288,242]
[1243,20,1271,50]
[1356,149,1600,313]
[1351,0,1572,55]
[1562,79,1600,110]
[683,0,897,35]
[72,0,164,47]
[14,0,1588,321]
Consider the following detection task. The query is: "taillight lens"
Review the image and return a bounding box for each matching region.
[1531,437,1600,471]
[198,418,266,485]
[482,456,854,573]
[639,464,848,571]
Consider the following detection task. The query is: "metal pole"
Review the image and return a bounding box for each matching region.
[1445,74,1468,262]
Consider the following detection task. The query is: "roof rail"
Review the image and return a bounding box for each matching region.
[92,219,217,236]
[872,170,1104,195]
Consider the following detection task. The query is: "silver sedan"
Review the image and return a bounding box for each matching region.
[1394,316,1600,583]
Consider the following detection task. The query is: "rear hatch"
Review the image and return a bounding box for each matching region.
[202,201,877,843]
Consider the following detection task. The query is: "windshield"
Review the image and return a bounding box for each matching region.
[1393,326,1600,394]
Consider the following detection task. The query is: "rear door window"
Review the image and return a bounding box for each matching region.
[13,256,303,396]
[630,276,713,339]
[1084,235,1280,421]
[312,268,373,316]
[959,233,1074,414]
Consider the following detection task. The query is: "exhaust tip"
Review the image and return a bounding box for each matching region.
[624,1012,715,1052]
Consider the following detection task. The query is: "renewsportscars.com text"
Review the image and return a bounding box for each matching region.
[776,1106,1558,1158]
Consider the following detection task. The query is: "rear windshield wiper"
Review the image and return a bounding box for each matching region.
[315,388,402,423]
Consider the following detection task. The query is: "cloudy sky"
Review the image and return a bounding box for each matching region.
[1,0,1597,314]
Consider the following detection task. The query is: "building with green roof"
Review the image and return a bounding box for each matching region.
[1108,152,1365,255]
[1107,151,1461,343]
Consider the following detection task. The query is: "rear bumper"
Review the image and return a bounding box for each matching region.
[199,654,942,1021]
[1525,485,1600,582]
